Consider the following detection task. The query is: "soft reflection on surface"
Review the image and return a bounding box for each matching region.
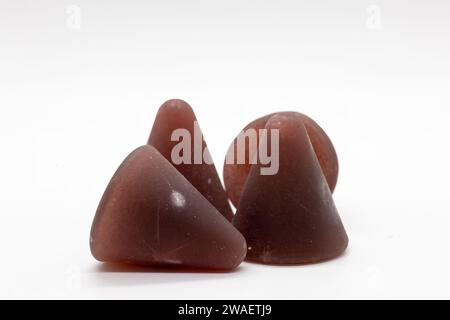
[84,262,249,287]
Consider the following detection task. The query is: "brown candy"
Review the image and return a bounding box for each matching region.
[224,112,339,208]
[233,115,348,264]
[90,145,247,270]
[148,99,234,221]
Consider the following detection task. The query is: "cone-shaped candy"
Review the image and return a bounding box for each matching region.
[148,99,233,221]
[233,114,348,264]
[224,112,338,208]
[90,145,247,270]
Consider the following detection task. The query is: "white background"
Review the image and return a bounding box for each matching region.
[1,0,450,299]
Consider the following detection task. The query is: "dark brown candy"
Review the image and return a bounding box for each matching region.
[148,99,234,221]
[233,114,348,264]
[90,145,247,270]
[224,112,339,208]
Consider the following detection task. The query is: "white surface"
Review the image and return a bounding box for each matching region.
[1,0,450,299]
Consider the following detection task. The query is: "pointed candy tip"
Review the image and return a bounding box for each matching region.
[159,98,194,113]
[265,113,305,133]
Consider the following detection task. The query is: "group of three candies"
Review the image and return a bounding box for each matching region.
[90,99,348,270]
